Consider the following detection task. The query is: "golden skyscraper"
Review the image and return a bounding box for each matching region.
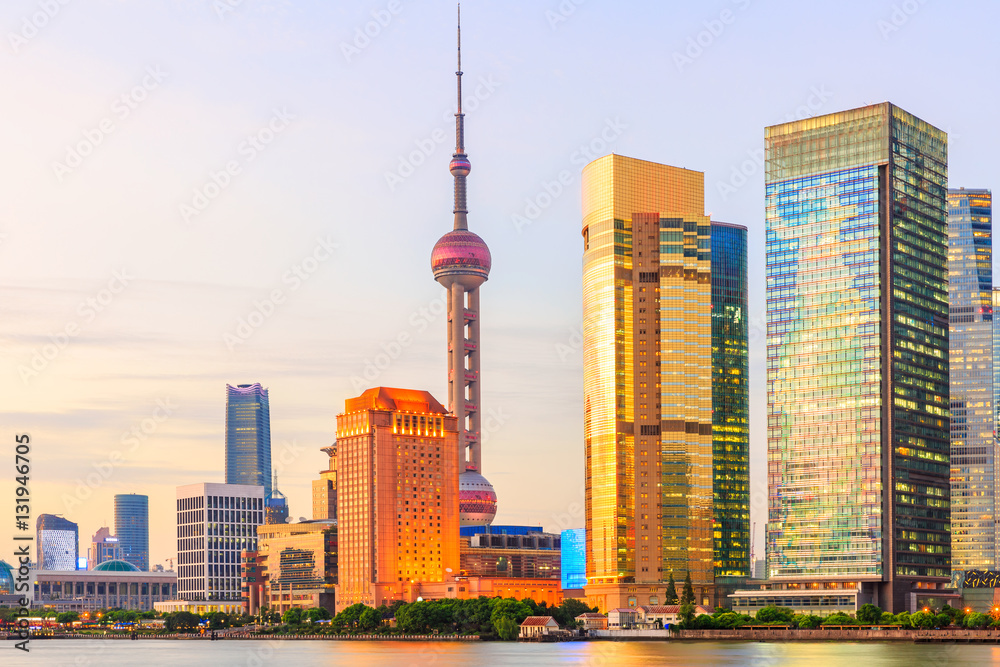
[582,154,715,611]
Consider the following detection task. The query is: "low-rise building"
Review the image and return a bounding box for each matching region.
[30,560,176,612]
[636,604,711,628]
[607,607,639,629]
[575,612,607,631]
[519,615,559,639]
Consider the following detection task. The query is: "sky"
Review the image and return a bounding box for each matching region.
[1,0,998,569]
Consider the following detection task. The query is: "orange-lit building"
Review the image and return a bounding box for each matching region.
[334,387,461,612]
[312,445,337,521]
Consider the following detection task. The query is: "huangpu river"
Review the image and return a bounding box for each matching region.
[8,639,1000,666]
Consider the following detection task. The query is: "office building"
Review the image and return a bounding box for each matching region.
[312,444,338,521]
[30,561,176,612]
[175,482,265,604]
[115,493,149,571]
[430,13,497,527]
[334,387,460,611]
[37,514,78,571]
[87,527,122,570]
[948,188,994,571]
[581,154,748,610]
[265,473,289,525]
[561,528,586,591]
[246,519,337,615]
[226,383,272,499]
[764,103,949,612]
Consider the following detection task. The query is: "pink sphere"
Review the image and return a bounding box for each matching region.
[431,229,491,288]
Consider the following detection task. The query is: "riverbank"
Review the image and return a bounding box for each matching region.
[670,627,1000,643]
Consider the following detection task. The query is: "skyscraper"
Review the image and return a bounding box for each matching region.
[312,444,338,521]
[87,526,122,570]
[711,222,751,580]
[176,482,264,609]
[265,473,289,525]
[430,8,497,527]
[765,103,950,612]
[948,188,994,571]
[582,154,747,610]
[225,383,272,499]
[37,514,78,570]
[115,493,149,571]
[333,387,460,611]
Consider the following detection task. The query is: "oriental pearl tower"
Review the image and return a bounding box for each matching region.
[431,6,497,527]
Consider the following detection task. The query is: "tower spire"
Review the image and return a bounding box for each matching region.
[450,3,471,230]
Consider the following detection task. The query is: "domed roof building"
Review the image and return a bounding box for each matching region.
[93,559,140,572]
[0,559,14,595]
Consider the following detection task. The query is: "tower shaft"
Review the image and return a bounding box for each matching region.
[448,283,481,472]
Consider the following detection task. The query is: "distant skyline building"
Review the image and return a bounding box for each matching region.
[430,11,497,527]
[225,383,272,500]
[115,493,149,571]
[176,482,264,607]
[561,529,586,590]
[37,514,78,571]
[87,526,122,570]
[312,444,338,522]
[581,154,748,611]
[765,103,950,612]
[334,387,460,611]
[948,188,994,571]
[265,473,290,525]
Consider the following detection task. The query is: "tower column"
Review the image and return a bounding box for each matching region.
[468,286,482,472]
[450,281,467,465]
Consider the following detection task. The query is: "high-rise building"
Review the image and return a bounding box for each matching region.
[225,383,272,499]
[765,103,951,612]
[561,528,586,590]
[88,526,122,570]
[948,188,994,571]
[430,10,497,527]
[581,154,747,611]
[176,482,264,607]
[265,473,289,525]
[37,514,78,570]
[711,222,751,579]
[333,387,460,611]
[312,444,338,521]
[115,493,149,571]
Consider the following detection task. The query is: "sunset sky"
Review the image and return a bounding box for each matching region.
[2,0,997,567]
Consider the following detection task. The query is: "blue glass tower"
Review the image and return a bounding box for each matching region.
[225,383,272,499]
[115,493,149,571]
[36,514,78,570]
[561,528,586,590]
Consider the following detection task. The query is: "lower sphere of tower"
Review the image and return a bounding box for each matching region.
[458,470,498,526]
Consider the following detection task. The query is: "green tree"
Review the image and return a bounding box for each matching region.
[495,616,519,641]
[755,605,794,624]
[551,598,595,627]
[336,603,367,630]
[965,612,989,629]
[821,612,855,625]
[56,611,80,625]
[665,572,679,604]
[933,613,951,628]
[282,608,302,625]
[856,603,883,625]
[358,607,381,632]
[909,611,936,629]
[490,598,532,637]
[681,572,695,606]
[894,611,911,628]
[165,611,200,632]
[678,602,696,628]
[793,614,822,629]
[303,607,332,623]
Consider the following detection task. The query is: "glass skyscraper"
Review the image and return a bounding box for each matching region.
[225,383,272,499]
[561,528,586,590]
[948,188,994,571]
[115,493,149,571]
[37,514,78,570]
[711,222,750,580]
[766,103,949,612]
[581,154,749,611]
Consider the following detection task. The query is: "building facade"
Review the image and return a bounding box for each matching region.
[765,103,949,612]
[30,561,176,612]
[312,445,338,521]
[334,387,460,611]
[948,188,994,571]
[711,222,751,580]
[561,529,586,590]
[430,16,497,527]
[265,474,290,525]
[582,154,748,611]
[250,520,337,615]
[87,527,122,570]
[176,482,264,603]
[115,493,149,571]
[37,514,78,571]
[225,383,272,499]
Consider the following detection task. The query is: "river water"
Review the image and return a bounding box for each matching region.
[8,639,1000,666]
